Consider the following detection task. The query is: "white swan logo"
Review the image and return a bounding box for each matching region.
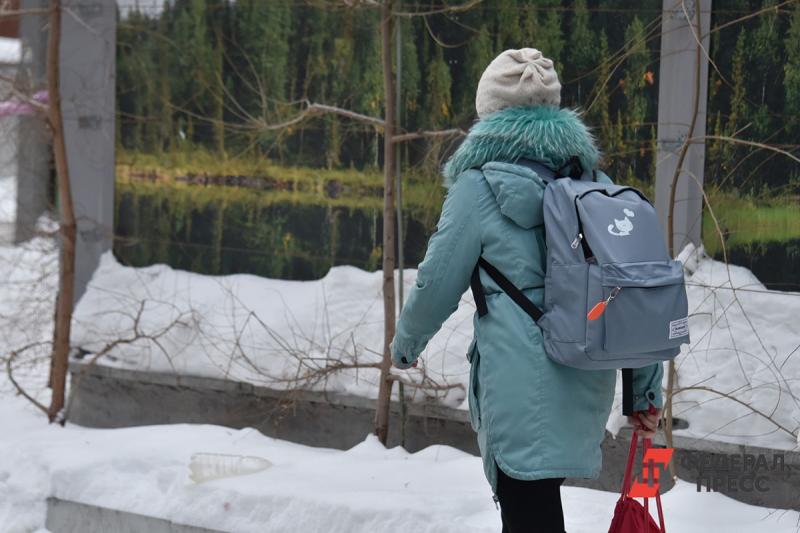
[608,208,635,237]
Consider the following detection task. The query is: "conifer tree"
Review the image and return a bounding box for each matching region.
[156,4,174,153]
[749,0,780,137]
[724,28,749,175]
[207,0,226,156]
[568,0,596,103]
[172,0,215,145]
[519,3,539,45]
[536,1,564,67]
[425,46,453,129]
[231,1,290,120]
[458,24,493,120]
[494,0,521,49]
[622,17,648,145]
[784,2,800,132]
[587,30,612,155]
[398,15,421,165]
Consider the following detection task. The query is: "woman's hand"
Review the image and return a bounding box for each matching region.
[627,407,661,438]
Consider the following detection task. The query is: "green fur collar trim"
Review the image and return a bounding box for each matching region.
[442,105,600,187]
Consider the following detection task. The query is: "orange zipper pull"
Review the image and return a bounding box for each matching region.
[587,300,607,320]
[587,286,621,321]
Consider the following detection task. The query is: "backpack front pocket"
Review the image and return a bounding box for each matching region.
[544,262,589,343]
[600,260,689,354]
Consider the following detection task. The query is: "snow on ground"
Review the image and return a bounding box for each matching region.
[1,382,799,533]
[0,176,17,224]
[1,231,799,532]
[70,244,800,451]
[0,224,58,388]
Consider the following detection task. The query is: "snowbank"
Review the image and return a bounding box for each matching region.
[71,245,800,451]
[1,388,798,533]
[671,243,800,451]
[0,37,20,65]
[71,254,474,409]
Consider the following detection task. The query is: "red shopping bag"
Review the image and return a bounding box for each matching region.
[607,414,666,533]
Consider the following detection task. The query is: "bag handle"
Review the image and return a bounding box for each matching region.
[619,407,667,532]
[619,429,639,499]
[643,437,667,533]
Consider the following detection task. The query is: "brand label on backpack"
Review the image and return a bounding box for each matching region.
[668,317,689,339]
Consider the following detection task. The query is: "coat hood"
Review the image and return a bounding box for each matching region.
[480,161,547,229]
[442,105,601,188]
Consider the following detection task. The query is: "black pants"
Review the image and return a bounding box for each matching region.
[496,466,567,533]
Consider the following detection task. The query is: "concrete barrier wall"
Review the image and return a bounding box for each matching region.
[46,498,220,533]
[66,360,799,511]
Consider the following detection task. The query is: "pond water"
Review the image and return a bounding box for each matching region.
[713,239,800,292]
[113,181,437,280]
[114,181,800,293]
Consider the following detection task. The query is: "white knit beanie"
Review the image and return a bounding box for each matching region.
[475,48,562,119]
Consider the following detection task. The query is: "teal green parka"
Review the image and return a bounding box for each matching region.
[390,105,664,494]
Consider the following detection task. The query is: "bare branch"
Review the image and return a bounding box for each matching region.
[393,127,466,143]
[676,385,797,440]
[6,344,51,415]
[393,0,482,17]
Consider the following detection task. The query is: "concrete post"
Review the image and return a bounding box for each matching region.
[0,41,21,243]
[654,0,712,255]
[15,0,49,243]
[59,0,116,305]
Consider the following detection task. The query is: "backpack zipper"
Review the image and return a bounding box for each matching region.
[572,196,595,260]
[576,186,652,204]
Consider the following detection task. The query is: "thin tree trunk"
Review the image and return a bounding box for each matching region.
[374,0,396,445]
[46,0,77,425]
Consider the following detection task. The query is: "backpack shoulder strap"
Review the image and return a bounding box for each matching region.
[622,368,634,416]
[470,257,543,322]
[471,263,488,317]
[516,156,596,183]
[514,157,559,183]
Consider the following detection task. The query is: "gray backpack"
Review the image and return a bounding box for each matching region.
[470,157,690,414]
